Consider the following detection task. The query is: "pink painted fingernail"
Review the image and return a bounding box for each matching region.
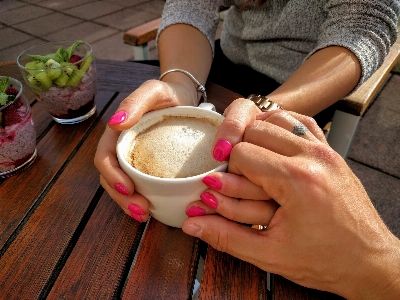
[108,111,127,125]
[200,192,218,209]
[114,183,130,196]
[131,212,143,223]
[202,176,222,190]
[186,206,206,217]
[128,204,145,215]
[212,139,232,162]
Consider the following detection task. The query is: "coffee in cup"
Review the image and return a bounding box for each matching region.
[117,104,228,227]
[128,115,222,179]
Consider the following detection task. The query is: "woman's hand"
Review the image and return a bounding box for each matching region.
[183,110,400,299]
[211,98,262,162]
[94,79,195,221]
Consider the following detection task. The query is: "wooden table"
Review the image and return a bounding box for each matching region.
[0,59,342,299]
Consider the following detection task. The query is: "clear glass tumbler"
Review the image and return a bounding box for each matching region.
[16,40,97,124]
[0,76,37,178]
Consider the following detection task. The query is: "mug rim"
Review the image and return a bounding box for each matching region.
[117,106,228,183]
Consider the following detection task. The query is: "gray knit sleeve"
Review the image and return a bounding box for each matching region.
[307,0,400,91]
[157,0,223,55]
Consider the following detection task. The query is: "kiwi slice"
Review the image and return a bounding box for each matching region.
[25,61,40,75]
[79,53,93,73]
[65,69,84,86]
[45,59,62,80]
[29,72,53,90]
[60,61,78,70]
[54,63,75,87]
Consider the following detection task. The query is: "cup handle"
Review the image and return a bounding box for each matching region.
[198,102,216,111]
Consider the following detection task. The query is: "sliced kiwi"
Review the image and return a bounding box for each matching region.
[79,53,93,73]
[25,61,40,75]
[60,61,78,70]
[28,72,53,90]
[54,63,75,87]
[45,59,62,80]
[65,69,84,86]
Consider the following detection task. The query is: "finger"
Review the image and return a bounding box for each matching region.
[182,215,272,272]
[211,98,260,161]
[202,172,270,200]
[100,175,150,223]
[257,110,327,144]
[228,142,289,204]
[243,120,311,157]
[199,190,279,226]
[94,127,136,196]
[108,80,190,130]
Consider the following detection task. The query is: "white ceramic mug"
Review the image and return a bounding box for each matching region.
[116,103,228,227]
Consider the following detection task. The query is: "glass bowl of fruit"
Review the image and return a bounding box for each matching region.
[16,40,97,124]
[0,76,37,178]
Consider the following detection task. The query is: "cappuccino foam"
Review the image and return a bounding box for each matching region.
[128,116,222,178]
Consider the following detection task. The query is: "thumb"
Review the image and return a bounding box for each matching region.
[107,80,190,130]
[182,215,269,267]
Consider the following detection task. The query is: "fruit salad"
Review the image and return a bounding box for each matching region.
[0,76,37,177]
[17,40,97,124]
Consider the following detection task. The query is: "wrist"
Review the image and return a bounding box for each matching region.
[344,235,400,299]
[159,69,206,105]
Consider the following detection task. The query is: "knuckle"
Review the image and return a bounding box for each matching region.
[208,228,229,253]
[303,116,319,128]
[310,143,341,163]
[223,117,247,134]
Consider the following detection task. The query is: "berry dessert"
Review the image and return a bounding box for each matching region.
[0,76,37,178]
[17,41,97,124]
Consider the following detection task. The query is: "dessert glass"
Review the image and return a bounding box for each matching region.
[0,76,37,178]
[16,41,97,124]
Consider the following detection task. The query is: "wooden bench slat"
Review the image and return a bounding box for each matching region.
[338,28,400,116]
[123,18,161,47]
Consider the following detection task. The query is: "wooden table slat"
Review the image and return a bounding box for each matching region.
[199,246,269,300]
[273,275,344,300]
[0,91,122,298]
[123,218,199,299]
[0,91,115,249]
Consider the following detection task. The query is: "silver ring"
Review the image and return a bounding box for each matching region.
[292,123,308,136]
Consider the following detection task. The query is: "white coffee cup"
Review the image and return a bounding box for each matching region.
[116,103,228,228]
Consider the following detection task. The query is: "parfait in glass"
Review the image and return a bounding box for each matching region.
[17,40,97,124]
[0,76,37,178]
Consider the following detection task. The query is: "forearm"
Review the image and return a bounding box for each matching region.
[268,46,362,116]
[158,24,213,105]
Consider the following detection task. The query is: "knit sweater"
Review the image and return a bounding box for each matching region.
[158,0,400,90]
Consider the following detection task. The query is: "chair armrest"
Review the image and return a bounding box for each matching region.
[123,18,162,47]
[337,27,400,116]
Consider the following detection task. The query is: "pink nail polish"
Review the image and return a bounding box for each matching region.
[131,212,143,223]
[108,111,127,125]
[200,192,218,209]
[212,139,232,162]
[128,204,145,215]
[114,182,130,196]
[202,176,222,190]
[186,206,206,217]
